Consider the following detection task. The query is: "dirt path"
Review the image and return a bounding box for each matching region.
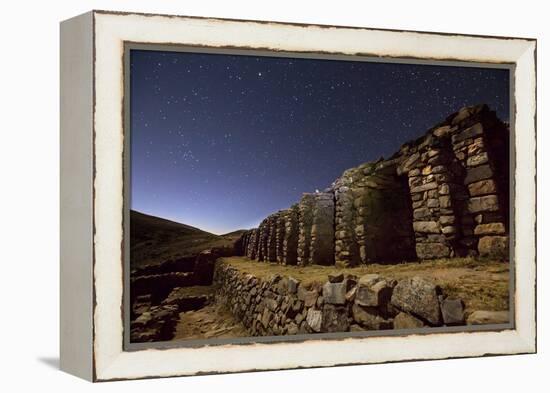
[173,303,248,340]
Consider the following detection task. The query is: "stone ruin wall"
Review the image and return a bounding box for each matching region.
[236,105,510,265]
[213,261,491,337]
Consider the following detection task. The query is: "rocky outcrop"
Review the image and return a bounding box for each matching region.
[235,105,510,264]
[214,260,470,336]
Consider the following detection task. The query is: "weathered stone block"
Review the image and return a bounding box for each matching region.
[464,164,493,185]
[416,243,450,259]
[393,312,424,329]
[433,125,453,137]
[391,277,442,325]
[287,276,300,294]
[426,198,439,208]
[399,152,421,174]
[478,236,509,258]
[413,208,432,220]
[467,195,499,213]
[451,122,483,143]
[322,282,347,305]
[440,298,465,325]
[438,183,450,195]
[322,304,349,332]
[467,152,489,167]
[286,322,299,335]
[413,221,440,234]
[355,274,392,307]
[468,179,497,196]
[297,286,318,308]
[410,181,438,194]
[439,215,455,225]
[345,286,357,303]
[352,304,392,330]
[261,308,272,328]
[438,196,450,210]
[306,308,323,332]
[474,223,506,235]
[441,225,457,235]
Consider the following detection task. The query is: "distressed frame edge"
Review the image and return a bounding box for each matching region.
[59,11,95,381]
[90,11,537,381]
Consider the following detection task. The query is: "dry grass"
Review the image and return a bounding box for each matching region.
[220,256,510,313]
[168,285,215,297]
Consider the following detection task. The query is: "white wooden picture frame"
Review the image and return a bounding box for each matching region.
[60,10,536,381]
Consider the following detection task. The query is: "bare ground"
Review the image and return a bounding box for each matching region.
[173,302,248,340]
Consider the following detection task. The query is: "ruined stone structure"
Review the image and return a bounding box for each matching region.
[282,205,299,265]
[214,261,478,337]
[236,105,510,265]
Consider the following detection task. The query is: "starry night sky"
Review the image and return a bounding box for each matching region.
[130,49,509,235]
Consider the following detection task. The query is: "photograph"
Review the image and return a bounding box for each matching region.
[127,47,512,344]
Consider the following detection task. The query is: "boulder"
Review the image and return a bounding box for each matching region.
[322,281,347,305]
[306,308,323,332]
[321,304,350,332]
[467,310,509,325]
[391,277,442,325]
[393,312,424,330]
[355,274,393,307]
[286,322,299,335]
[478,236,509,258]
[287,276,300,294]
[440,298,465,325]
[352,304,392,330]
[297,286,318,308]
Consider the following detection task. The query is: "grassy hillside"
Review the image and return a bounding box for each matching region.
[130,210,241,269]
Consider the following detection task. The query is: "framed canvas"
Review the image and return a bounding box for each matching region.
[60,10,536,381]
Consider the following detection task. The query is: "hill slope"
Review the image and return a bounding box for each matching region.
[130,210,238,269]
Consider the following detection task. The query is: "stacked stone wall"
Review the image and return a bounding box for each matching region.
[297,194,315,265]
[282,205,299,265]
[214,260,472,336]
[309,193,335,265]
[235,105,510,263]
[266,215,278,262]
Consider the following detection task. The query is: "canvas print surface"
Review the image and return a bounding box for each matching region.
[128,48,511,344]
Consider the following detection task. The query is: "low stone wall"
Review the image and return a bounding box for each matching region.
[129,247,231,343]
[214,260,469,336]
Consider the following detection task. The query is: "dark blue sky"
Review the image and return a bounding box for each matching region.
[130,49,509,234]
